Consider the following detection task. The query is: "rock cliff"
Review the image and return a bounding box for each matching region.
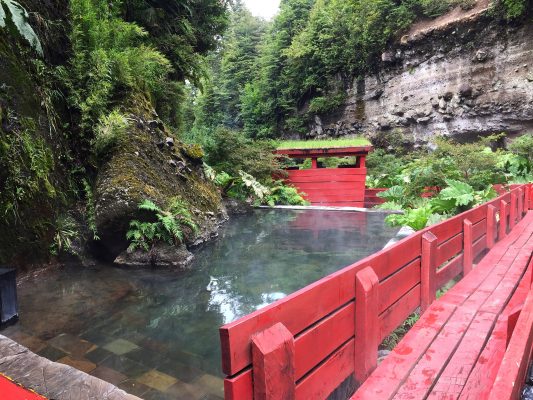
[309,7,533,143]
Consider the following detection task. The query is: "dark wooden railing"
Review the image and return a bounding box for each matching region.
[219,184,532,400]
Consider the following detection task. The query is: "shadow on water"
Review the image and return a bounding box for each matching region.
[3,209,398,399]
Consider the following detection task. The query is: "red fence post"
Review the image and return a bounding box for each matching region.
[506,305,523,347]
[487,205,497,249]
[354,267,379,384]
[517,188,524,220]
[421,232,437,313]
[499,200,508,240]
[252,323,296,400]
[463,219,473,275]
[509,191,517,231]
[525,185,531,210]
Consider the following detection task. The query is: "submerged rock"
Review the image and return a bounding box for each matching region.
[114,243,194,269]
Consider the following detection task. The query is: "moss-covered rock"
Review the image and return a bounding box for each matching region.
[94,98,225,260]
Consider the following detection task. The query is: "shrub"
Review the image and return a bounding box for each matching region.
[49,215,78,256]
[264,183,309,207]
[127,198,198,252]
[0,0,43,55]
[67,0,173,137]
[93,110,129,157]
[204,128,280,181]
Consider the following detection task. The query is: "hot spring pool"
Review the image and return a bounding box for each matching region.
[2,209,398,400]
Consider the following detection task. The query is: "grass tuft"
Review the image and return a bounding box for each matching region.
[276,137,370,150]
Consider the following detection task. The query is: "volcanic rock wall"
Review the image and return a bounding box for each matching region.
[309,9,533,143]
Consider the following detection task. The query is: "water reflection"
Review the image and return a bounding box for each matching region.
[5,210,397,400]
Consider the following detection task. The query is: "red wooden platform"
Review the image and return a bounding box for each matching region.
[219,184,533,400]
[276,146,372,207]
[0,375,46,400]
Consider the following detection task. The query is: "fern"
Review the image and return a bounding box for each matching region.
[0,0,43,55]
[126,198,198,252]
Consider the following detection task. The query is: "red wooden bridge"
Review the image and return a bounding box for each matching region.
[220,184,533,400]
[276,146,372,207]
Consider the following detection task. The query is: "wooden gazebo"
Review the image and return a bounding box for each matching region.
[275,146,372,207]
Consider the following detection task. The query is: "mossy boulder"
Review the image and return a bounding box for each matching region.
[94,101,225,261]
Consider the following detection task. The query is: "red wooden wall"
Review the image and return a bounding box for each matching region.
[287,168,367,207]
[219,184,532,400]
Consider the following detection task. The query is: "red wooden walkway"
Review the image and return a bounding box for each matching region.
[0,374,46,400]
[219,184,533,400]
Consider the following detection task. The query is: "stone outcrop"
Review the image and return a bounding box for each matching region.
[307,10,533,143]
[0,335,140,400]
[94,100,227,265]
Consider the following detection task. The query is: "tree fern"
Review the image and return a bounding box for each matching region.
[0,0,43,56]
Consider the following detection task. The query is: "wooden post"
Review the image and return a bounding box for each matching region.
[509,191,517,231]
[517,188,523,220]
[524,185,531,213]
[354,266,379,384]
[463,219,473,275]
[499,200,508,240]
[506,305,522,347]
[252,323,295,400]
[359,155,366,169]
[487,205,497,249]
[421,231,437,313]
[311,158,318,169]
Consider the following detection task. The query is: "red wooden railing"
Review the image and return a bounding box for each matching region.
[219,183,533,400]
[489,266,533,400]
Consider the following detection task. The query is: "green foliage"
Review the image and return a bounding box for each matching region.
[500,0,528,19]
[206,165,307,206]
[381,312,420,350]
[264,183,309,207]
[0,0,43,55]
[93,110,129,157]
[203,128,280,181]
[308,93,347,114]
[67,0,173,138]
[127,198,198,252]
[0,128,56,220]
[385,203,435,231]
[49,215,78,256]
[384,179,497,231]
[82,178,99,240]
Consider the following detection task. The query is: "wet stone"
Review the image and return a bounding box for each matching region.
[58,356,97,373]
[90,365,129,386]
[156,360,203,383]
[136,369,178,392]
[103,339,140,355]
[101,355,150,378]
[118,379,152,397]
[37,345,68,362]
[85,347,114,364]
[48,333,95,357]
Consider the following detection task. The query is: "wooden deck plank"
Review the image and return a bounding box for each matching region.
[351,302,457,400]
[459,259,533,399]
[427,311,497,399]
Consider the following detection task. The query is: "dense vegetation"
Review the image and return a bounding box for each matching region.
[368,134,533,230]
[0,0,531,263]
[185,0,530,141]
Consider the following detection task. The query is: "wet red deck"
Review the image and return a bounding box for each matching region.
[0,375,46,400]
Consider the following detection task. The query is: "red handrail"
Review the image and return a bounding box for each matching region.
[219,183,533,400]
